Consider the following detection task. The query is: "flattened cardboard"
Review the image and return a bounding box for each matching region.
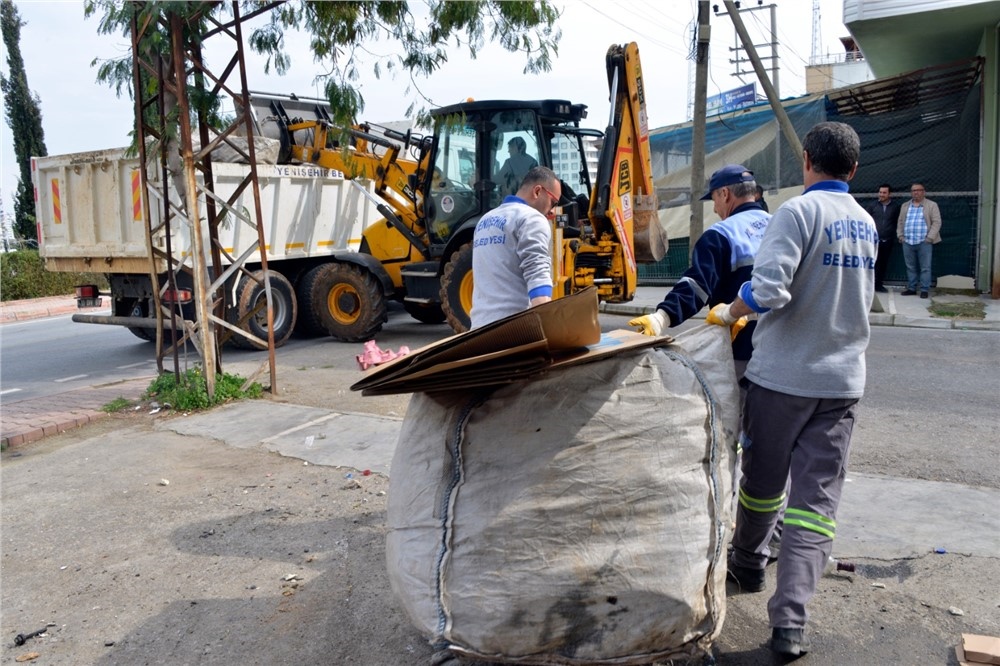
[351,287,669,395]
[963,634,1000,665]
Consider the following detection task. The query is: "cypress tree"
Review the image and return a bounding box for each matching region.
[1,0,47,244]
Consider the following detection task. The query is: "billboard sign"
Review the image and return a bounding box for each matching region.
[706,83,757,115]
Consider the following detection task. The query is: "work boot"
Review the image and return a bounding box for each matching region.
[920,292,929,298]
[770,627,811,656]
[900,289,917,296]
[726,559,765,593]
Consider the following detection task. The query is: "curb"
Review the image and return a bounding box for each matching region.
[0,296,84,323]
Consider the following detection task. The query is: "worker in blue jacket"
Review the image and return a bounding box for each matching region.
[629,164,770,379]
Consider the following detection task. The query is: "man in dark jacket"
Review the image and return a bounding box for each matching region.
[866,183,901,292]
[629,164,769,379]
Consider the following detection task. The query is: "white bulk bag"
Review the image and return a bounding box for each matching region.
[387,325,738,664]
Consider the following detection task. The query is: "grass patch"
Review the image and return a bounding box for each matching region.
[929,299,985,319]
[102,397,134,413]
[144,366,264,411]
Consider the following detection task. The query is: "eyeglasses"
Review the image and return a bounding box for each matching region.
[540,185,560,209]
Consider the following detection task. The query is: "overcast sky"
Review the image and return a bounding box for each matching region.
[0,0,852,225]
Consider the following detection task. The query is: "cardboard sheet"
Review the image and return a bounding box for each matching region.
[351,287,671,395]
[962,634,1000,665]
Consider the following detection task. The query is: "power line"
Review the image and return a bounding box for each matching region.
[577,0,690,58]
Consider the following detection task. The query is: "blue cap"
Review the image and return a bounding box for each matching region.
[700,164,755,200]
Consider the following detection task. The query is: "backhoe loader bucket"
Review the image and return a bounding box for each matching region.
[633,194,667,262]
[247,93,335,163]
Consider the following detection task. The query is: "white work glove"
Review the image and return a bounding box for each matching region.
[628,309,670,336]
[706,303,749,342]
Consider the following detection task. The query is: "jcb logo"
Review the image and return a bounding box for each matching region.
[636,74,646,105]
[618,160,631,195]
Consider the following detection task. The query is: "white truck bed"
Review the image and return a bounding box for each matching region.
[34,147,381,274]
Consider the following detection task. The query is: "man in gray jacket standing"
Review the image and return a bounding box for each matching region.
[706,122,876,657]
[896,182,942,298]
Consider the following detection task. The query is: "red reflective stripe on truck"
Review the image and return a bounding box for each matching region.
[51,179,61,224]
[131,170,142,221]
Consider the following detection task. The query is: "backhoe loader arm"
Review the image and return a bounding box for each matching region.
[284,119,431,253]
[586,42,665,298]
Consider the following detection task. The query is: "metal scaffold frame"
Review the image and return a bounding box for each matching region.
[128,1,280,396]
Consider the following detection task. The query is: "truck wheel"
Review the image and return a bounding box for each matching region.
[403,302,446,325]
[294,265,330,337]
[231,270,297,350]
[313,262,386,342]
[440,242,473,333]
[127,300,155,342]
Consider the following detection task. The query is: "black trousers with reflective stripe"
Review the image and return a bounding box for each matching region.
[732,381,857,629]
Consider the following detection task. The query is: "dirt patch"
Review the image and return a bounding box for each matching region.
[928,299,985,319]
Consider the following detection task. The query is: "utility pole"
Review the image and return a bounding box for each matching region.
[724,2,780,98]
[715,1,784,190]
[689,1,710,255]
[686,20,697,121]
[723,1,803,165]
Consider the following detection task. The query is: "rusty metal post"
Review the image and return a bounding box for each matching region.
[169,12,217,397]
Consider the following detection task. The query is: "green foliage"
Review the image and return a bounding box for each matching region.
[1,0,48,243]
[84,0,561,127]
[0,250,109,301]
[144,366,264,411]
[102,397,134,413]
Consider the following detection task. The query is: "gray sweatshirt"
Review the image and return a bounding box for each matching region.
[470,196,552,329]
[742,182,876,398]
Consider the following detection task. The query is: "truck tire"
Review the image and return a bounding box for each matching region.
[128,327,155,341]
[440,242,473,333]
[403,302,446,325]
[127,300,155,342]
[313,262,386,342]
[231,271,297,350]
[294,265,330,337]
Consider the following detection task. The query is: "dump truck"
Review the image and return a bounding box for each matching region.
[32,146,382,347]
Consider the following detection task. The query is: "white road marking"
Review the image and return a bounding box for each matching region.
[0,388,23,396]
[117,361,154,369]
[54,374,89,383]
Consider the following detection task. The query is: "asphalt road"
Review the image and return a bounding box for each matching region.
[0,316,157,401]
[0,302,638,403]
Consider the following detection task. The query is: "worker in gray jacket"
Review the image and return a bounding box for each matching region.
[470,166,560,329]
[706,122,876,658]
